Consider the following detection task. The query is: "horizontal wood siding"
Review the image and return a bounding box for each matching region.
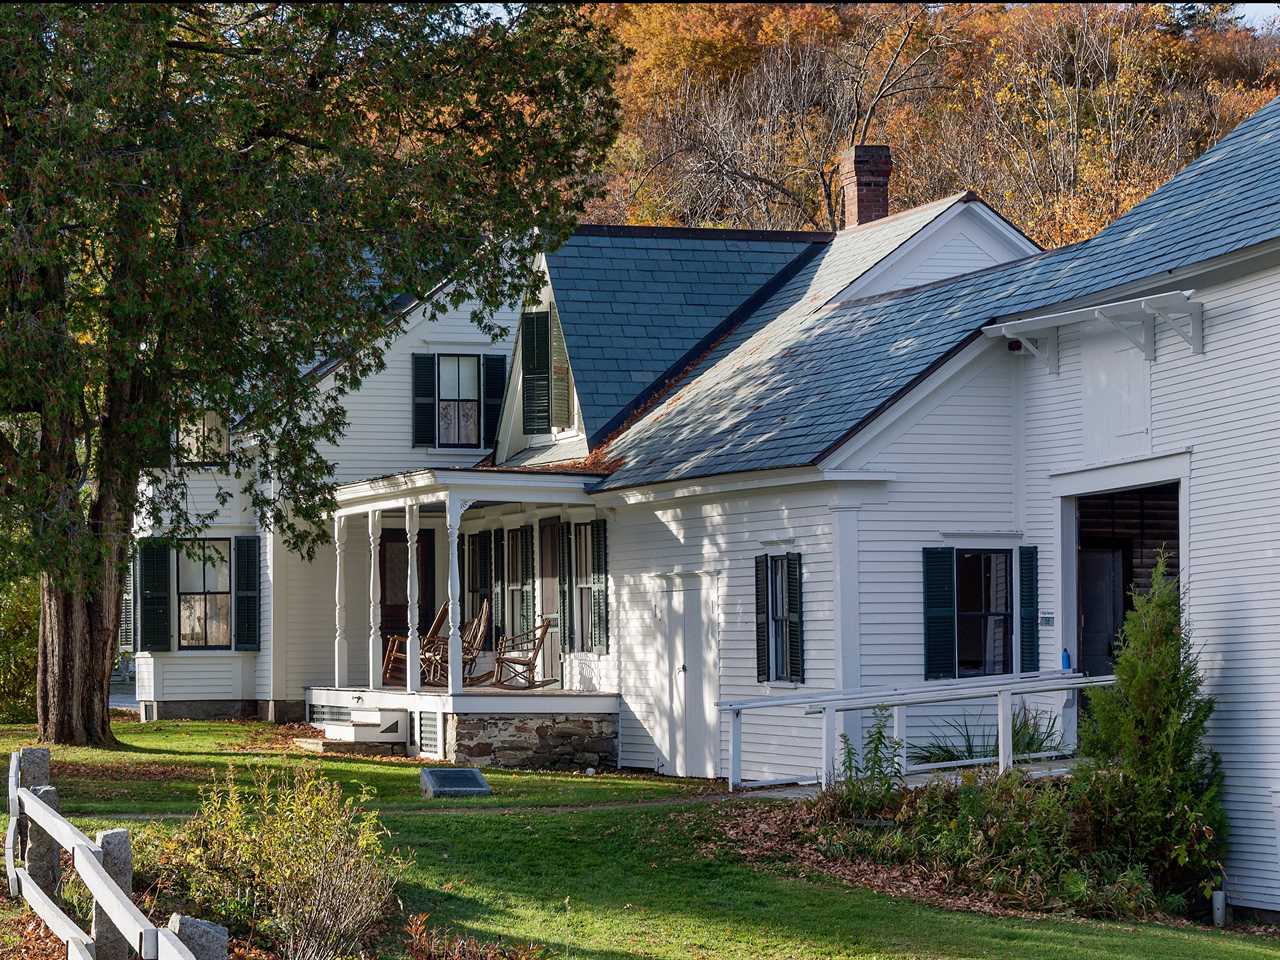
[1019,264,1280,910]
[611,489,835,783]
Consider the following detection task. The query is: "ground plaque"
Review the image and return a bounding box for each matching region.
[421,767,493,799]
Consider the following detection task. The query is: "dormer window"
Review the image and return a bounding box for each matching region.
[521,302,573,435]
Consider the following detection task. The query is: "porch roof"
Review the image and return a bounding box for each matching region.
[332,466,600,518]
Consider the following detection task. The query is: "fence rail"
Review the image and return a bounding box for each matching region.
[719,670,1117,791]
[4,748,214,960]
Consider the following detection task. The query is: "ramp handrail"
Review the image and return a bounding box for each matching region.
[719,671,1116,791]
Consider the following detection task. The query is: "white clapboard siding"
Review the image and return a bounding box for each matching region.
[611,489,835,783]
[1017,262,1280,911]
[850,350,1020,744]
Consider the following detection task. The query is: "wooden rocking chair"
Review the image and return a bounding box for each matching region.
[382,602,449,687]
[421,599,491,687]
[491,619,556,690]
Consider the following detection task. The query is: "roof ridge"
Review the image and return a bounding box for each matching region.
[572,223,834,243]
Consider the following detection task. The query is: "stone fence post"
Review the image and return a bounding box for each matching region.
[93,829,133,960]
[169,914,230,960]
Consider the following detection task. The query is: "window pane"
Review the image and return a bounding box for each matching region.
[459,402,479,445]
[205,541,230,592]
[439,401,458,445]
[178,549,203,592]
[956,551,1010,614]
[204,412,229,458]
[440,356,459,398]
[459,356,480,400]
[205,595,231,648]
[578,585,593,647]
[179,595,205,647]
[957,615,1011,676]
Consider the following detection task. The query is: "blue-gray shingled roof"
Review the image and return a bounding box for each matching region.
[545,226,828,442]
[595,95,1280,491]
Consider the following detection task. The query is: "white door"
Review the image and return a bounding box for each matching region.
[661,579,719,778]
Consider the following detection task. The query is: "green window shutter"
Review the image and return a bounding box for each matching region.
[521,311,551,434]
[785,552,804,683]
[482,354,507,449]
[477,531,493,649]
[138,540,171,653]
[558,522,574,651]
[412,353,436,447]
[754,554,769,683]
[234,535,261,651]
[1019,545,1040,673]
[118,559,135,654]
[519,524,535,632]
[922,547,957,680]
[550,308,572,429]
[590,519,608,653]
[492,528,505,638]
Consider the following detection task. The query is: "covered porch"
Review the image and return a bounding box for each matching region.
[307,467,621,767]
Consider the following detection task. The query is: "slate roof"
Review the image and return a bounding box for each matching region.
[595,95,1280,491]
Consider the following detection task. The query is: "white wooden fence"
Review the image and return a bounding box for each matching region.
[4,749,211,959]
[719,669,1118,790]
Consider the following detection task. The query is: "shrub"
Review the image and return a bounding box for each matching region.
[156,765,404,960]
[405,914,545,959]
[0,576,38,723]
[1077,552,1226,902]
[812,707,903,823]
[907,704,1063,767]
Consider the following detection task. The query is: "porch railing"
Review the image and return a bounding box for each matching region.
[719,669,1117,791]
[5,749,220,959]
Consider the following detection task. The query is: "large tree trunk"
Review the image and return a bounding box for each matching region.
[36,550,125,747]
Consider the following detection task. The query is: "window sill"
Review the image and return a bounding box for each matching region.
[137,649,255,657]
[762,681,802,691]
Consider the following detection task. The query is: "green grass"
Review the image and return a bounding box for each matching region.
[2,720,1278,959]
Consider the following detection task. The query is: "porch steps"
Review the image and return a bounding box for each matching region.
[296,707,410,756]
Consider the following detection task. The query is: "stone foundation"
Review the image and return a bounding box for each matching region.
[447,713,618,770]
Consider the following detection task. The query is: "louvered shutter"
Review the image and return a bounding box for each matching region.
[754,554,769,683]
[476,531,493,648]
[922,547,957,680]
[139,540,171,653]
[1019,545,1040,673]
[519,524,535,632]
[492,528,505,638]
[550,309,571,429]
[234,535,261,651]
[558,522,574,651]
[521,311,551,434]
[590,519,608,653]
[482,355,507,448]
[412,354,436,447]
[118,560,135,654]
[784,552,804,683]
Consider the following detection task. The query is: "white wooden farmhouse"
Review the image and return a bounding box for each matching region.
[130,98,1280,913]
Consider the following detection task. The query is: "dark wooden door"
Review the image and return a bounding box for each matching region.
[379,529,435,639]
[539,518,562,684]
[1079,546,1124,677]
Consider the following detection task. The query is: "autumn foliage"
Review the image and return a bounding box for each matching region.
[589,2,1280,246]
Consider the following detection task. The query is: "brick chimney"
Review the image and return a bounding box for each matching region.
[839,144,893,227]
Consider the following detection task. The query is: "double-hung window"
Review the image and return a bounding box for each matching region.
[178,539,231,649]
[754,552,804,684]
[955,549,1013,677]
[437,355,481,448]
[507,529,524,632]
[923,546,1036,680]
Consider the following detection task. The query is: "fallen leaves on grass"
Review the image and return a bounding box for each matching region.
[0,913,63,960]
[51,761,205,782]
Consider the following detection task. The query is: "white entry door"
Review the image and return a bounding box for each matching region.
[661,579,719,779]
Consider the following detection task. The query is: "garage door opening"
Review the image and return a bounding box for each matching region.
[1076,481,1180,676]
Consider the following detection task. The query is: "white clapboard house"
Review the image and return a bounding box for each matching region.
[129,98,1280,912]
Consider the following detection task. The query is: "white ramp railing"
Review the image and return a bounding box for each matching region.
[719,670,1117,791]
[4,749,217,960]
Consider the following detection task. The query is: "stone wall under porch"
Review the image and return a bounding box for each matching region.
[447,713,618,770]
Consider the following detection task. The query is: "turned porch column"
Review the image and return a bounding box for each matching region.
[368,508,383,690]
[405,504,421,694]
[334,516,348,687]
[444,492,470,695]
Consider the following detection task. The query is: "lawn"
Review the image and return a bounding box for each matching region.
[2,720,1278,959]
